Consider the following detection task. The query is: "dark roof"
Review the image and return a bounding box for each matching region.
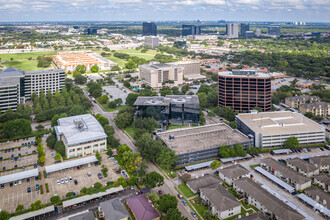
[186,175,220,192]
[314,173,330,185]
[126,194,160,220]
[0,67,24,77]
[219,164,250,179]
[240,212,267,220]
[100,198,129,220]
[233,178,305,220]
[309,155,330,167]
[200,183,241,212]
[285,95,319,102]
[69,211,94,220]
[300,102,329,109]
[134,95,199,106]
[305,186,330,207]
[287,157,319,173]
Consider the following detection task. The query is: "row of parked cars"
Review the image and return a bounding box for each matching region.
[56,177,78,185]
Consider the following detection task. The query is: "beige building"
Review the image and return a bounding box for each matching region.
[313,173,330,192]
[138,63,183,88]
[309,155,330,171]
[285,95,320,108]
[170,60,206,81]
[55,114,107,158]
[145,36,159,48]
[219,164,250,185]
[299,102,330,117]
[286,157,319,178]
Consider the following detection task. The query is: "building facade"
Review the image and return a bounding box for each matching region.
[236,111,326,148]
[218,70,271,112]
[240,23,250,36]
[285,95,320,109]
[145,36,159,48]
[138,63,184,88]
[309,155,330,172]
[55,114,107,158]
[268,25,281,37]
[218,164,250,185]
[286,157,319,178]
[299,102,330,117]
[226,23,239,38]
[142,22,157,36]
[182,25,201,36]
[0,67,65,113]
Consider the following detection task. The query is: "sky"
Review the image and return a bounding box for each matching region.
[0,0,329,22]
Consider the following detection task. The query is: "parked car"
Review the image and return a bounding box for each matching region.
[27,187,31,193]
[1,184,4,189]
[10,183,13,187]
[88,163,91,168]
[14,181,17,186]
[69,176,72,182]
[191,211,197,218]
[74,180,78,185]
[87,172,91,177]
[65,178,68,183]
[36,184,39,191]
[57,180,60,185]
[61,178,65,184]
[181,200,187,206]
[158,190,163,195]
[98,173,102,179]
[27,178,30,183]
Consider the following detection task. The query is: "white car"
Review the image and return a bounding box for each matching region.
[57,180,60,185]
[61,178,64,184]
[69,176,72,182]
[65,178,68,183]
[18,180,22,185]
[88,163,91,168]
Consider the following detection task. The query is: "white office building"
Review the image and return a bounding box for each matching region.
[145,36,159,48]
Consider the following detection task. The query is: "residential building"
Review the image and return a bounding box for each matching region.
[240,213,267,220]
[313,173,330,192]
[309,155,330,171]
[0,67,65,113]
[156,123,252,165]
[145,36,159,48]
[260,158,312,191]
[233,177,304,220]
[286,157,319,178]
[285,95,320,109]
[200,184,241,219]
[299,102,330,117]
[142,22,157,36]
[268,25,281,37]
[240,23,250,36]
[69,211,95,220]
[218,164,250,185]
[186,175,220,194]
[98,198,129,220]
[134,95,199,125]
[226,23,239,38]
[138,63,184,88]
[54,114,107,158]
[236,111,326,148]
[49,51,116,73]
[218,70,271,112]
[305,186,330,209]
[182,25,201,36]
[126,194,160,220]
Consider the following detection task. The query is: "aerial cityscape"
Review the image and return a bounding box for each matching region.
[0,1,329,220]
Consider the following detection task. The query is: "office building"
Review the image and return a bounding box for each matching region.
[156,123,252,165]
[240,23,250,36]
[268,25,281,37]
[145,36,159,48]
[142,22,157,36]
[261,158,312,191]
[138,63,183,88]
[85,28,97,35]
[54,114,107,158]
[218,70,272,112]
[244,31,255,38]
[299,102,330,117]
[285,95,320,109]
[233,178,305,220]
[226,23,239,38]
[134,95,200,125]
[182,25,201,36]
[235,111,326,148]
[255,29,261,36]
[170,60,206,81]
[0,67,65,113]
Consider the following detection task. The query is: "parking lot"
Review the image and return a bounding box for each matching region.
[0,154,38,171]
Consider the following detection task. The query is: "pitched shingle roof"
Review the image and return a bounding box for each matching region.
[186,175,220,192]
[240,212,267,220]
[314,173,330,185]
[126,194,160,220]
[309,155,330,167]
[287,157,319,173]
[100,198,129,220]
[305,186,330,208]
[219,164,250,179]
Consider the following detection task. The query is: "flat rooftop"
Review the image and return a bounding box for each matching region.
[218,70,270,78]
[236,111,325,135]
[156,123,250,155]
[134,95,199,106]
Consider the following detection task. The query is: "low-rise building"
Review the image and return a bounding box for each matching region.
[305,186,330,209]
[126,194,160,220]
[98,198,129,220]
[309,155,330,171]
[186,175,220,194]
[285,95,320,109]
[299,102,330,117]
[218,164,250,185]
[261,158,311,191]
[233,177,304,220]
[236,111,326,148]
[240,213,267,220]
[286,157,319,178]
[313,173,330,192]
[170,61,206,81]
[145,36,159,48]
[200,184,241,219]
[55,114,107,158]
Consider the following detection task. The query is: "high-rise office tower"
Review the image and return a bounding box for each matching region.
[218,70,271,112]
[240,23,250,36]
[142,22,157,36]
[226,23,239,38]
[268,25,281,37]
[85,28,97,35]
[182,25,201,36]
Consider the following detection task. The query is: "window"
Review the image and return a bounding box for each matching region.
[84,146,91,150]
[100,142,105,146]
[69,149,75,152]
[93,144,98,147]
[77,148,82,151]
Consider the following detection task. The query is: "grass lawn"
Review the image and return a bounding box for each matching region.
[106,55,127,68]
[167,125,189,130]
[224,207,250,220]
[0,51,57,61]
[118,49,158,55]
[191,197,217,220]
[178,184,196,198]
[124,126,137,138]
[249,164,260,170]
[3,60,44,71]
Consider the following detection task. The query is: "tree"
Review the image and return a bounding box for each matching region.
[164,208,187,220]
[210,160,221,170]
[50,196,60,204]
[106,148,113,158]
[157,194,178,213]
[74,75,87,84]
[46,134,57,149]
[111,65,121,71]
[304,112,313,118]
[181,173,191,183]
[229,121,237,129]
[108,101,117,108]
[99,94,109,104]
[55,141,66,157]
[114,98,123,106]
[284,137,299,148]
[54,153,62,161]
[204,210,213,220]
[30,200,42,211]
[95,151,102,164]
[101,164,108,177]
[197,92,208,108]
[91,65,99,73]
[125,93,139,106]
[114,112,133,128]
[95,114,109,127]
[125,60,137,69]
[0,211,10,220]
[51,114,60,127]
[157,150,179,169]
[94,182,103,190]
[16,204,24,212]
[142,171,164,189]
[66,192,74,198]
[75,65,86,73]
[35,124,44,132]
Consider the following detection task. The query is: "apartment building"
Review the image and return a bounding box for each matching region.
[299,102,330,117]
[286,157,319,178]
[236,111,326,148]
[218,70,271,112]
[218,164,250,185]
[313,173,330,192]
[309,155,330,171]
[55,114,107,158]
[285,95,320,109]
[186,175,220,194]
[138,63,183,88]
[305,186,330,209]
[0,67,65,113]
